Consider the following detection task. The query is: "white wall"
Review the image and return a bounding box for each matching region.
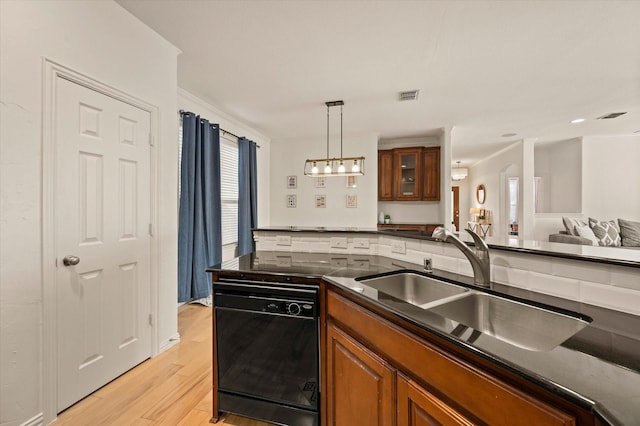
[532,135,640,241]
[269,134,378,228]
[534,138,582,213]
[0,1,179,424]
[468,143,523,238]
[178,88,272,231]
[582,135,640,220]
[377,136,443,225]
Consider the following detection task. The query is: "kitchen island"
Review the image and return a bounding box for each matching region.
[209,251,640,425]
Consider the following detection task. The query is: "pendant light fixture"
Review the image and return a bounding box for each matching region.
[451,160,468,181]
[304,100,365,177]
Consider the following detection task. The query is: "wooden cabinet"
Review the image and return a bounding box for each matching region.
[326,322,395,426]
[327,320,471,426]
[393,147,423,201]
[421,147,440,201]
[378,146,440,201]
[377,223,442,233]
[378,150,394,201]
[326,289,585,426]
[397,374,473,426]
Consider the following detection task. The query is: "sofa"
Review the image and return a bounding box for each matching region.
[548,231,594,246]
[548,217,640,249]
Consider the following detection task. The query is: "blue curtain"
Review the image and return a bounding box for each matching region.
[238,137,258,256]
[178,113,222,303]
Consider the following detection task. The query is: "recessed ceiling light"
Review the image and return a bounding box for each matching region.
[501,133,517,137]
[571,118,586,124]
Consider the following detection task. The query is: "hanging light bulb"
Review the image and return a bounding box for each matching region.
[351,159,360,173]
[338,160,345,173]
[324,161,332,174]
[311,161,318,174]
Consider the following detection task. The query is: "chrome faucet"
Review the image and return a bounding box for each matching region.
[432,226,491,287]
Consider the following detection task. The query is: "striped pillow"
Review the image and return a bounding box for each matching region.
[618,218,640,247]
[588,218,621,247]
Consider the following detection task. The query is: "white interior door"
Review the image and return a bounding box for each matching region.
[55,77,152,411]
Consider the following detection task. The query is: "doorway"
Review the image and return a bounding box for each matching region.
[507,177,519,237]
[451,186,460,232]
[43,61,158,417]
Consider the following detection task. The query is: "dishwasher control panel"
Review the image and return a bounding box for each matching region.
[264,300,315,318]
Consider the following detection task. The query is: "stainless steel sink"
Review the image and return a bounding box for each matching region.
[357,272,469,308]
[427,293,591,351]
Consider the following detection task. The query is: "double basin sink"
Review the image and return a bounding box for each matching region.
[354,272,591,352]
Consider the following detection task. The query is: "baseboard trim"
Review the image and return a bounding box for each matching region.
[20,413,44,426]
[158,332,180,354]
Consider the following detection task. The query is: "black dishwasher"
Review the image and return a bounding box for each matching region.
[214,280,320,426]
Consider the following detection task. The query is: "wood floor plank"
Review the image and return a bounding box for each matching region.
[194,388,213,413]
[54,304,272,426]
[176,408,212,425]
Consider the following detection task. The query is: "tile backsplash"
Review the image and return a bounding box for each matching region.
[254,230,640,316]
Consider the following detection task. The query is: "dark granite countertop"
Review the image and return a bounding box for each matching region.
[208,251,640,425]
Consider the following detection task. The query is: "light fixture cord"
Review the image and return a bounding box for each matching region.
[326,104,330,159]
[340,104,343,158]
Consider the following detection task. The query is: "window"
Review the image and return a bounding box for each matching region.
[220,135,239,250]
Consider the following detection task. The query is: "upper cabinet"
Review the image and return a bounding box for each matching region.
[421,147,440,201]
[378,150,394,201]
[394,147,423,201]
[378,146,440,201]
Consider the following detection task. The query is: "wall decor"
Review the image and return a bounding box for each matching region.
[286,194,297,208]
[287,175,297,189]
[315,176,326,188]
[476,183,486,204]
[346,194,358,208]
[346,176,357,188]
[315,194,326,208]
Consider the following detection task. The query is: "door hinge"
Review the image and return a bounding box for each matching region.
[148,133,155,146]
[148,223,153,236]
[148,313,154,327]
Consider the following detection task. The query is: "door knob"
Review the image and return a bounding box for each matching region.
[62,255,80,266]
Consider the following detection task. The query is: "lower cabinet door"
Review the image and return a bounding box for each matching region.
[397,374,473,426]
[326,322,396,426]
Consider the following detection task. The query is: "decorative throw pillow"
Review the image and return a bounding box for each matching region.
[562,217,587,236]
[574,225,599,246]
[618,218,640,247]
[588,218,621,247]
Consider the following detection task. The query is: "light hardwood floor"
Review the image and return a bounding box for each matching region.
[55,303,271,426]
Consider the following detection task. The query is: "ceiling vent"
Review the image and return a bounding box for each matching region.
[597,112,627,120]
[399,90,419,101]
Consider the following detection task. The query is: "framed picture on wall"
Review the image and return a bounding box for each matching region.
[346,194,358,208]
[287,175,297,189]
[287,194,297,208]
[315,176,326,188]
[315,195,326,208]
[346,176,357,188]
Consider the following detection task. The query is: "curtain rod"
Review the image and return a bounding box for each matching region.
[179,109,260,148]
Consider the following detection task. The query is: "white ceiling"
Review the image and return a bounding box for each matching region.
[117,0,640,165]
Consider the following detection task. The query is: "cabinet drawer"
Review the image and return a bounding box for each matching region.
[327,291,577,426]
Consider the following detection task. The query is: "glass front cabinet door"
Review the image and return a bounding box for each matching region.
[393,147,422,200]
